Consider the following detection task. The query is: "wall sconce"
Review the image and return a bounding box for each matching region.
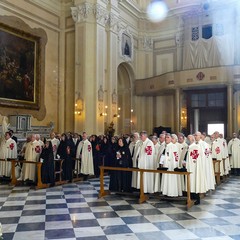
[75,92,84,115]
[100,112,107,117]
[113,114,120,118]
[181,110,187,120]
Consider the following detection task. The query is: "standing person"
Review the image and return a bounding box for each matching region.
[129,132,141,189]
[36,134,44,148]
[90,135,101,177]
[22,134,42,182]
[99,136,110,167]
[154,133,166,193]
[161,133,182,197]
[0,131,17,178]
[186,135,208,205]
[212,131,226,177]
[39,140,55,186]
[50,132,60,159]
[137,131,155,194]
[9,129,17,144]
[57,134,73,181]
[228,133,240,175]
[220,133,231,175]
[195,131,215,191]
[76,132,94,180]
[109,138,132,192]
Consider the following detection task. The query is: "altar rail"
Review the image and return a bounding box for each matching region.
[98,166,195,210]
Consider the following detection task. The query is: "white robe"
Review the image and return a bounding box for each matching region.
[228,138,240,169]
[186,143,208,193]
[221,138,231,174]
[76,139,94,175]
[0,138,17,177]
[199,140,215,190]
[129,140,141,188]
[154,142,165,192]
[211,138,225,176]
[161,142,182,197]
[51,138,60,159]
[137,138,155,193]
[22,140,42,181]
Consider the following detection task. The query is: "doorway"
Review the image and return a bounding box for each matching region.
[117,63,134,134]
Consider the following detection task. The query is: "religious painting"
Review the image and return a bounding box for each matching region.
[122,33,131,57]
[119,28,133,62]
[0,23,40,109]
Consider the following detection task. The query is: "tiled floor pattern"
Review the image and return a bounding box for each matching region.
[1,176,240,240]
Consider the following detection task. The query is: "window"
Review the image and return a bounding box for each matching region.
[191,94,206,107]
[202,25,212,39]
[192,27,199,41]
[208,93,224,107]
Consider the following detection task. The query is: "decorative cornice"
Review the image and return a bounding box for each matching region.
[71,3,119,30]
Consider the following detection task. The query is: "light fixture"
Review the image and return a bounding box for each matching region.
[75,92,84,115]
[147,0,168,23]
[113,114,120,118]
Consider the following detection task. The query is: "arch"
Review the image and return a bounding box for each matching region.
[117,63,135,134]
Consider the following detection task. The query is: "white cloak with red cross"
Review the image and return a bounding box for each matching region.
[22,140,42,181]
[51,137,60,159]
[211,138,226,176]
[76,139,94,175]
[186,142,208,193]
[137,138,155,193]
[161,142,182,197]
[0,138,17,177]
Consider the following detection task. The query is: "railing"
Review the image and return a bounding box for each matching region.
[98,166,195,209]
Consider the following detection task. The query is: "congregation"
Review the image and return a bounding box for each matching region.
[0,129,240,205]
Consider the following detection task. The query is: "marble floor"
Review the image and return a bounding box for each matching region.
[1,176,240,240]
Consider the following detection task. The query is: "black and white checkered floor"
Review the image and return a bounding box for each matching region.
[1,176,240,240]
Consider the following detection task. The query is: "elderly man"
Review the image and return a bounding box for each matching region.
[22,134,42,182]
[0,131,17,178]
[76,132,94,180]
[161,133,182,197]
[129,132,141,189]
[186,134,207,205]
[194,131,215,191]
[50,132,60,159]
[228,133,240,175]
[137,131,155,193]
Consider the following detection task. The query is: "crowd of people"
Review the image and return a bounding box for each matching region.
[0,129,240,205]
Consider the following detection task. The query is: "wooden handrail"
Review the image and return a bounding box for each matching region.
[98,166,194,210]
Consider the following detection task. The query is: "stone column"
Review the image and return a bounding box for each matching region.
[227,84,233,136]
[194,109,199,133]
[175,88,181,132]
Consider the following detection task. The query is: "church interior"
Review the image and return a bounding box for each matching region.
[1,0,240,239]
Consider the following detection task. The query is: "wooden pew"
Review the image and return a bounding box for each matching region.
[213,160,221,185]
[98,166,194,210]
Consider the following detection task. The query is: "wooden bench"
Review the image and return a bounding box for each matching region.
[213,159,221,185]
[98,166,195,210]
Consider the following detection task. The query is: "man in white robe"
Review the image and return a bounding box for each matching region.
[0,131,17,177]
[220,133,230,175]
[186,135,207,205]
[228,133,240,175]
[154,133,166,192]
[161,133,182,197]
[36,134,44,148]
[76,132,94,179]
[211,131,225,177]
[50,132,60,159]
[195,131,215,191]
[22,134,42,182]
[137,131,155,194]
[129,132,141,189]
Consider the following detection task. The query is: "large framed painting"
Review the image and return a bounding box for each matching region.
[0,19,45,111]
[119,28,134,62]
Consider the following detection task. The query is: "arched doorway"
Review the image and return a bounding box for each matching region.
[117,63,134,134]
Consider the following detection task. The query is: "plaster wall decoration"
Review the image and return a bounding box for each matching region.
[142,35,153,50]
[105,12,119,32]
[71,3,95,23]
[112,89,117,104]
[94,4,109,26]
[119,27,134,62]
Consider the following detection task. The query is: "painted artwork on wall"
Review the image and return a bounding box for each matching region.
[119,28,133,62]
[0,23,40,110]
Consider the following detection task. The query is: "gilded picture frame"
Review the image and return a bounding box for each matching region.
[0,22,41,110]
